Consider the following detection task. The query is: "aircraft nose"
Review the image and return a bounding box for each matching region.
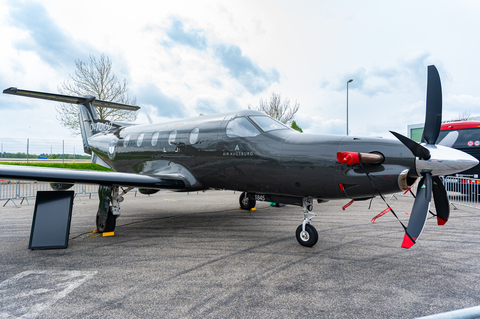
[415,145,479,176]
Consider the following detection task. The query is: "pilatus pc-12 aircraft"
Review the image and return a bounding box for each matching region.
[1,65,477,248]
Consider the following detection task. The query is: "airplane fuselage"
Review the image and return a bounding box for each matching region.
[88,110,416,201]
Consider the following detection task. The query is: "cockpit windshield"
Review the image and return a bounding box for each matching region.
[226,117,261,138]
[249,116,290,132]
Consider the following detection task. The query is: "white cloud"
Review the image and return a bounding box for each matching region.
[0,0,479,148]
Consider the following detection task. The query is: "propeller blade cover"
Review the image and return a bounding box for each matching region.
[432,176,449,225]
[402,174,432,249]
[422,65,442,145]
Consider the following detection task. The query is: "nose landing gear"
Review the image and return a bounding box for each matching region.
[296,197,318,247]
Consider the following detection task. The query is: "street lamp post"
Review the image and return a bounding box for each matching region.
[346,79,353,135]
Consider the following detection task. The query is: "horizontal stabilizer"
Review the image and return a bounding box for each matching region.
[3,87,140,111]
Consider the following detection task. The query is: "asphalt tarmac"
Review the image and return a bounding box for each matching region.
[1,190,480,318]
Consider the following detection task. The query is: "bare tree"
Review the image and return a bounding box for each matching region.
[252,92,300,125]
[56,54,137,136]
[451,111,472,122]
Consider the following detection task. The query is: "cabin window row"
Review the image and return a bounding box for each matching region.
[123,128,200,147]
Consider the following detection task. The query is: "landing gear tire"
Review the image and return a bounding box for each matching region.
[296,224,318,247]
[96,208,116,233]
[239,192,256,210]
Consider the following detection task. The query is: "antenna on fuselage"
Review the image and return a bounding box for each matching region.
[146,114,153,124]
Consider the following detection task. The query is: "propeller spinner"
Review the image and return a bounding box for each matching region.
[390,65,478,249]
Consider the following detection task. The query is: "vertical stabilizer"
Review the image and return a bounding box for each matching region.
[2,88,140,155]
[78,97,98,154]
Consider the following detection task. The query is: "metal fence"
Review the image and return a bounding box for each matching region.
[391,176,480,210]
[0,138,88,161]
[443,176,480,209]
[1,177,480,209]
[0,181,99,207]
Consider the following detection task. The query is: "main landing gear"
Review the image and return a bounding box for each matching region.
[239,192,256,210]
[295,197,318,247]
[96,186,133,233]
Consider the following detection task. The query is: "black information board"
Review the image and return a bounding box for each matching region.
[29,191,74,249]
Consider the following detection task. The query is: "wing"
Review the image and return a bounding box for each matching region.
[0,165,185,189]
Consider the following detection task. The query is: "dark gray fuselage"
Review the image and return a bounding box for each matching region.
[88,110,415,201]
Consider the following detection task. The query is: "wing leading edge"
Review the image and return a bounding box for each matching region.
[0,165,185,189]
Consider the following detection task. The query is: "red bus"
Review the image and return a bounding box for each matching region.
[437,121,480,178]
[437,121,480,197]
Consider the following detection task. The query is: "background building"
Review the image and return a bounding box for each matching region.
[407,116,480,142]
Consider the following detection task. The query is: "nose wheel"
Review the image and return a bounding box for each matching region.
[296,197,318,247]
[296,224,318,247]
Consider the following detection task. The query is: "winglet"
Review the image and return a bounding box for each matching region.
[401,233,416,249]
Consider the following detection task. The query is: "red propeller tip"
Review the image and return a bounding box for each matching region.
[437,216,447,226]
[401,233,416,249]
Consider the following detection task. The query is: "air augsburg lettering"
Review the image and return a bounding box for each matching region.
[222,151,254,156]
[90,122,113,132]
[223,144,253,156]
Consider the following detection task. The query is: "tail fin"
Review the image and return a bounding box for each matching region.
[3,88,140,154]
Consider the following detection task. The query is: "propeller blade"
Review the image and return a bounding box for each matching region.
[422,65,442,144]
[390,131,431,160]
[432,176,450,225]
[438,131,459,148]
[402,173,432,249]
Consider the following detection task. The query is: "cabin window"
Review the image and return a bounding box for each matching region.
[137,133,144,147]
[151,132,159,146]
[190,128,200,144]
[123,135,131,147]
[169,130,177,145]
[226,117,260,138]
[249,116,289,132]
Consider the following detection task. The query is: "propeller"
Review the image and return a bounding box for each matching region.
[437,131,459,148]
[391,65,451,249]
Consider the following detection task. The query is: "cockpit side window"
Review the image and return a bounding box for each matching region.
[249,116,289,132]
[226,117,261,138]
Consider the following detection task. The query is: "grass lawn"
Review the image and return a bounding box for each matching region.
[0,162,113,171]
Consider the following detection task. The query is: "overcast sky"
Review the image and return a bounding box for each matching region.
[1,0,479,150]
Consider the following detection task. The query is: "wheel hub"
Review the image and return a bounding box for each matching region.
[300,231,310,241]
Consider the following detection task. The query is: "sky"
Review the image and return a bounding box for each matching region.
[1,0,480,154]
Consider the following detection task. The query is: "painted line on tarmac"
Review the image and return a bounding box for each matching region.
[0,270,97,318]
